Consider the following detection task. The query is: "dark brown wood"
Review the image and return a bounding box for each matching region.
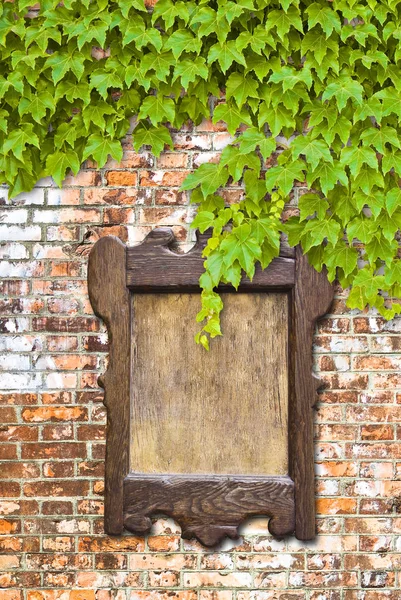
[123,475,295,546]
[88,228,334,545]
[88,236,130,535]
[126,228,295,290]
[289,247,334,540]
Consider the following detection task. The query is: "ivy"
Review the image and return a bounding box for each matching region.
[3,0,401,346]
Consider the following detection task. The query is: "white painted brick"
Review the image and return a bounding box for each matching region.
[45,372,75,388]
[0,318,30,333]
[0,209,28,224]
[0,336,43,352]
[0,225,41,241]
[33,355,57,370]
[35,177,55,188]
[32,244,67,259]
[0,261,41,277]
[0,372,42,390]
[0,354,30,371]
[47,189,63,206]
[0,187,8,204]
[12,188,44,205]
[0,242,28,259]
[33,210,59,224]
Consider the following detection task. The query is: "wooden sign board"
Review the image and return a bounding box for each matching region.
[88,229,333,546]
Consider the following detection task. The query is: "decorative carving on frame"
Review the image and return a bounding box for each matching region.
[88,228,333,545]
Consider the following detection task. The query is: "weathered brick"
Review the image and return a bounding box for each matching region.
[21,442,86,459]
[106,171,138,186]
[2,125,401,600]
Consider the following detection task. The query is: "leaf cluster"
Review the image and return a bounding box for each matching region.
[2,0,401,345]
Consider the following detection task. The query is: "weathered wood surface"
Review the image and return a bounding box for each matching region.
[130,292,289,477]
[289,247,334,540]
[123,474,295,546]
[126,228,295,290]
[88,236,131,535]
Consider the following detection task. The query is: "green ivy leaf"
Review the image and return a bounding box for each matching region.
[361,126,401,154]
[191,211,216,233]
[365,234,397,265]
[138,96,176,125]
[386,188,401,216]
[3,126,40,161]
[307,161,348,196]
[226,72,259,108]
[82,102,117,132]
[347,216,376,244]
[90,70,122,100]
[45,149,80,187]
[173,57,209,89]
[291,135,333,171]
[266,7,303,41]
[208,41,246,74]
[123,25,163,50]
[164,30,201,59]
[341,145,378,177]
[220,146,261,181]
[46,49,85,84]
[384,260,401,285]
[238,128,276,161]
[325,243,358,278]
[133,123,173,157]
[181,163,229,197]
[83,133,123,167]
[306,3,341,37]
[265,160,305,196]
[19,91,55,124]
[298,193,329,221]
[220,223,262,279]
[303,217,341,249]
[322,76,364,111]
[213,102,252,135]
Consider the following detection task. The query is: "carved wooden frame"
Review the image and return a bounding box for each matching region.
[88,228,333,546]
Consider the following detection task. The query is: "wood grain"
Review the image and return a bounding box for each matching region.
[123,474,295,546]
[88,236,131,535]
[126,228,295,290]
[130,292,289,476]
[289,247,334,540]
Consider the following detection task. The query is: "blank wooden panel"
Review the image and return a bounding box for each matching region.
[130,293,289,476]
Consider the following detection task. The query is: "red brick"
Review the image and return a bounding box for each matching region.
[103,207,135,224]
[0,393,37,405]
[42,501,74,516]
[361,424,394,440]
[0,462,40,479]
[32,317,99,333]
[0,426,37,442]
[0,519,20,534]
[139,170,190,187]
[106,171,137,186]
[23,481,89,497]
[22,406,87,423]
[78,536,145,552]
[21,443,86,459]
[43,461,75,478]
[41,392,73,405]
[316,498,357,515]
[157,153,188,169]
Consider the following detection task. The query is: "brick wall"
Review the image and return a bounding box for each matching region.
[1,125,401,600]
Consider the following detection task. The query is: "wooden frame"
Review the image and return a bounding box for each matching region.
[88,228,333,545]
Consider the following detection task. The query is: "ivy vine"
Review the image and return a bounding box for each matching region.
[2,0,401,347]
